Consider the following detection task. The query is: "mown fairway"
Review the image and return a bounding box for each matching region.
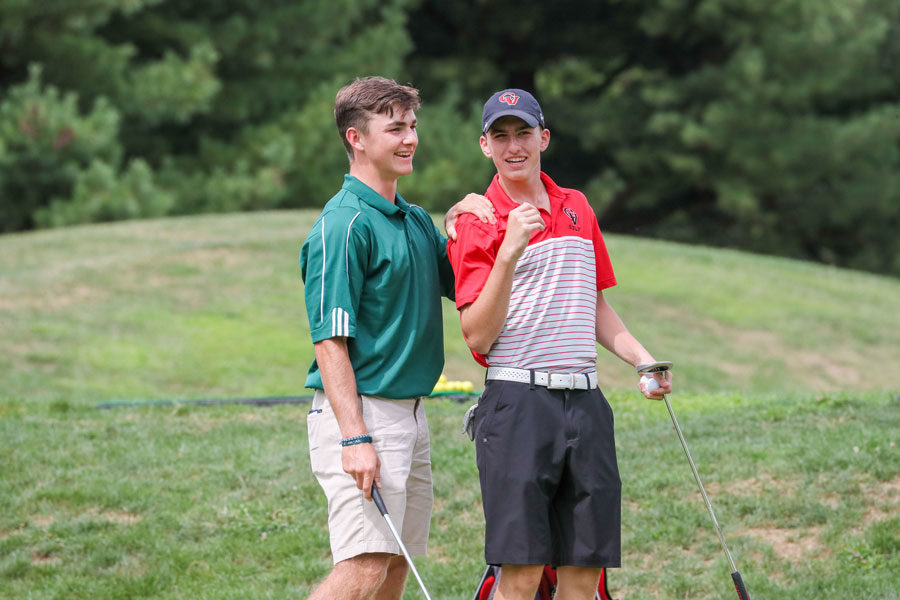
[1,211,898,599]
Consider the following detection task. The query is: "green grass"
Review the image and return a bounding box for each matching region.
[1,211,899,599]
[2,395,897,599]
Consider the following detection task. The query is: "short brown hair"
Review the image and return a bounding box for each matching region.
[335,76,420,161]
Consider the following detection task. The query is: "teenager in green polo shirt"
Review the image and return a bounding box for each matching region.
[300,76,492,600]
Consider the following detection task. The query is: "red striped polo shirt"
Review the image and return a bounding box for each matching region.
[448,172,617,370]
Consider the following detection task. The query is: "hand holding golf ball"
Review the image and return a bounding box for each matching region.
[636,361,673,399]
[639,373,669,399]
[640,374,660,392]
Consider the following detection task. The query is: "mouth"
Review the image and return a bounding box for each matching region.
[395,151,414,159]
[505,157,526,165]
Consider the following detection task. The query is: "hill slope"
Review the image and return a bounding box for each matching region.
[1,212,898,599]
[0,210,898,406]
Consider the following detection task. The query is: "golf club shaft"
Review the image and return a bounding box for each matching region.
[663,395,750,600]
[371,485,433,600]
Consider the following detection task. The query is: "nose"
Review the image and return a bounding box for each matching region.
[403,127,418,146]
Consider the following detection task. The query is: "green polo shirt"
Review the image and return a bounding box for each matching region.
[300,175,455,398]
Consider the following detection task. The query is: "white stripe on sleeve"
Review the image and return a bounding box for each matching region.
[319,217,327,323]
[345,212,361,286]
[331,307,348,337]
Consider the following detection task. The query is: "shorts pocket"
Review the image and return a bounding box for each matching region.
[475,383,507,444]
[306,391,334,455]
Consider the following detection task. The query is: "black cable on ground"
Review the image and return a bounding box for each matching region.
[96,396,313,410]
[95,393,478,410]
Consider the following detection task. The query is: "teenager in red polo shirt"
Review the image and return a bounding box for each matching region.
[448,89,673,600]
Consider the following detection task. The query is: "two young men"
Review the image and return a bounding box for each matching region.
[300,77,671,600]
[447,89,673,600]
[300,77,491,600]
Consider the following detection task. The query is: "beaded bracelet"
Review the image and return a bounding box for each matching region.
[340,434,373,447]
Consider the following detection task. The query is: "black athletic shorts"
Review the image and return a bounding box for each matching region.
[474,379,621,568]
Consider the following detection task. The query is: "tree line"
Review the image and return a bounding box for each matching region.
[2,0,898,276]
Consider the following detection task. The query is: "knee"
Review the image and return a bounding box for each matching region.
[334,553,393,588]
[498,565,544,597]
[556,566,602,597]
[386,555,409,579]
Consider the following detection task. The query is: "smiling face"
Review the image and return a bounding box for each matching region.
[480,116,550,183]
[350,107,418,181]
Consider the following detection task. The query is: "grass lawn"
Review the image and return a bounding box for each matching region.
[2,394,897,599]
[1,211,899,598]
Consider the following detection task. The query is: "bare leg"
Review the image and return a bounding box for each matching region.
[373,555,409,600]
[554,566,602,600]
[493,564,544,600]
[307,553,398,600]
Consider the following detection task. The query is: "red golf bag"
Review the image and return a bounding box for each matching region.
[472,564,613,600]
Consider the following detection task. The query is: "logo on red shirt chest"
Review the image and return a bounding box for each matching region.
[563,207,581,231]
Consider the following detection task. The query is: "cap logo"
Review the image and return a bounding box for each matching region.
[499,92,520,106]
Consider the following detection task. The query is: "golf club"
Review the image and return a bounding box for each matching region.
[638,361,751,600]
[371,484,434,600]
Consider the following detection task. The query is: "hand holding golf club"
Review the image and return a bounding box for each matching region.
[638,364,672,400]
[342,442,381,501]
[638,361,751,600]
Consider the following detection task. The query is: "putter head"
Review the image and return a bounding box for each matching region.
[636,360,673,374]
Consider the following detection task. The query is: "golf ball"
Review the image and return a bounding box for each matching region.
[641,375,660,392]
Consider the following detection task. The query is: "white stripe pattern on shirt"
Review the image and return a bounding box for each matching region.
[319,216,327,322]
[486,236,598,372]
[331,307,350,337]
[345,212,361,286]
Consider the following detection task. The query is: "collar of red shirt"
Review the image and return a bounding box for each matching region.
[483,171,566,215]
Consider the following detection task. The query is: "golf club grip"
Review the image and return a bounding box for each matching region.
[371,484,388,516]
[731,571,750,600]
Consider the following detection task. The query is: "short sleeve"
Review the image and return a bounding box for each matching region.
[300,209,367,342]
[447,214,500,309]
[590,214,617,291]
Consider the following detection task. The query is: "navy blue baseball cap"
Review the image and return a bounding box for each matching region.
[481,88,545,133]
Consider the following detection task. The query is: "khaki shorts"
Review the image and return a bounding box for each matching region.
[307,390,433,564]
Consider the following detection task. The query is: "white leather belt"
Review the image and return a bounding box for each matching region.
[485,367,598,390]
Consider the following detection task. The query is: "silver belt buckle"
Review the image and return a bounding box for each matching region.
[548,372,575,390]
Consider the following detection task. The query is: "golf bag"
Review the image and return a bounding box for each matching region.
[472,564,613,600]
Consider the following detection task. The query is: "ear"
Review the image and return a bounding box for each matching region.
[539,128,550,152]
[346,127,365,153]
[479,135,491,158]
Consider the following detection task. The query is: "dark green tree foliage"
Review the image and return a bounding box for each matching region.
[106,0,423,213]
[1,0,899,275]
[0,65,117,231]
[0,0,479,226]
[0,0,213,229]
[408,0,900,275]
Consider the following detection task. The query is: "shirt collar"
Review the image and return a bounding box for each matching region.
[483,171,565,216]
[342,175,409,216]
